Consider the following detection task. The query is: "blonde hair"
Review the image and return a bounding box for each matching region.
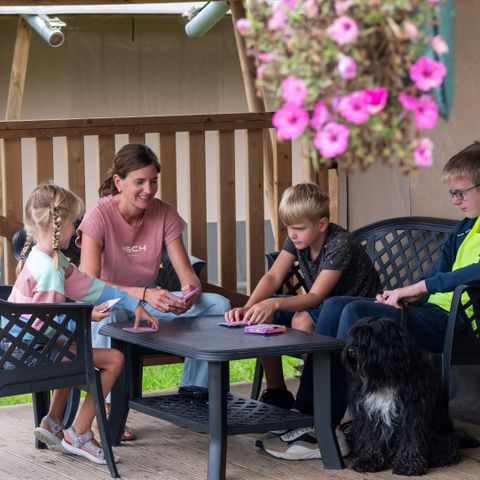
[443,142,480,185]
[279,183,330,225]
[17,181,84,274]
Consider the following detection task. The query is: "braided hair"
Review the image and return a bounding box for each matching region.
[17,181,84,273]
[98,143,161,198]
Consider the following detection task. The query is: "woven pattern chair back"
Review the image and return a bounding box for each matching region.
[352,216,457,291]
[0,299,93,397]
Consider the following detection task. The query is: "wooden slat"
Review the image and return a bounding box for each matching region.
[66,136,85,202]
[98,134,115,185]
[35,137,54,184]
[129,133,146,144]
[0,112,274,140]
[245,129,264,294]
[328,168,339,224]
[273,138,292,251]
[2,139,23,283]
[217,130,236,290]
[159,132,177,207]
[0,215,23,240]
[187,131,207,273]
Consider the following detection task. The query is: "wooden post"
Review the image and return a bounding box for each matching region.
[1,17,32,283]
[5,17,32,121]
[230,0,279,243]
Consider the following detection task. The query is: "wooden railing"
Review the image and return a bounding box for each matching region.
[0,112,332,297]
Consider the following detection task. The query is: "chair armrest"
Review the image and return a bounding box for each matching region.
[443,283,480,361]
[156,252,207,291]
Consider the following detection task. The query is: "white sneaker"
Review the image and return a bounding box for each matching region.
[261,426,350,460]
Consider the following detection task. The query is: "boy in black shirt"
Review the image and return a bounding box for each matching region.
[225,183,379,408]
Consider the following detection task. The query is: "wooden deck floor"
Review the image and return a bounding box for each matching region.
[1,380,480,480]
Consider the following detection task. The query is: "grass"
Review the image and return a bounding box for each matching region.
[0,357,301,407]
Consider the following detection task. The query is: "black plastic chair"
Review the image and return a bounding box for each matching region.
[251,216,480,405]
[0,298,118,477]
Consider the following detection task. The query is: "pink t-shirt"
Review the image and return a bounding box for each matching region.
[77,196,186,287]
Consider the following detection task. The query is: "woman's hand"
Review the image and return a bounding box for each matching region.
[133,304,160,330]
[243,299,278,325]
[224,307,247,322]
[144,287,189,315]
[91,304,111,322]
[180,284,201,309]
[376,281,427,308]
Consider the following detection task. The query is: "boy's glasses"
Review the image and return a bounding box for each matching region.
[448,184,480,201]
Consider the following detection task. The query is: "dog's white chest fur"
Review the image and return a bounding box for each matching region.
[363,387,398,428]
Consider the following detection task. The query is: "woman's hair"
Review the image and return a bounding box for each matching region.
[443,141,480,185]
[17,181,84,274]
[98,143,161,197]
[279,182,330,225]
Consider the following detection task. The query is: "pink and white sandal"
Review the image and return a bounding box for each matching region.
[34,415,69,453]
[61,427,118,464]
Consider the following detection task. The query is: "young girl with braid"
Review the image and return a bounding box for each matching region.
[9,182,159,464]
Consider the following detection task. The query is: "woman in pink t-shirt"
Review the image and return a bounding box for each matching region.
[77,144,230,439]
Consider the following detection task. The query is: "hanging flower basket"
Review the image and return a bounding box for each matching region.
[236,0,449,171]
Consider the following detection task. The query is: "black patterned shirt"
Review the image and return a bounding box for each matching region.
[282,223,380,297]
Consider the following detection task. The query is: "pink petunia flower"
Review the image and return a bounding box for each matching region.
[338,53,357,80]
[310,101,330,130]
[363,87,388,114]
[268,6,287,30]
[334,0,354,15]
[338,91,370,124]
[413,137,434,167]
[281,76,307,106]
[326,16,359,45]
[409,56,447,92]
[403,21,419,39]
[398,92,419,111]
[280,0,297,9]
[303,0,319,18]
[430,35,449,55]
[258,53,274,63]
[313,122,350,158]
[413,95,439,129]
[272,103,309,140]
[235,18,251,35]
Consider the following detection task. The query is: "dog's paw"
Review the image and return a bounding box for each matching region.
[352,456,388,473]
[392,459,427,476]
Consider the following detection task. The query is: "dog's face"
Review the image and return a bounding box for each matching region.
[342,317,416,391]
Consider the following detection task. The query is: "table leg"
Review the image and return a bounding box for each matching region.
[312,352,344,469]
[208,361,228,480]
[108,339,130,445]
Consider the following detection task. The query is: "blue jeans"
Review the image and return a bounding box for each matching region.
[295,296,449,424]
[91,292,231,388]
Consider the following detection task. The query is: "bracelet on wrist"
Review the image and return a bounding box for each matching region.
[142,286,148,302]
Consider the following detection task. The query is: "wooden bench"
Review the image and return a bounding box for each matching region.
[251,216,480,405]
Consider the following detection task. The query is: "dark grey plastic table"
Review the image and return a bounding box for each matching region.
[100,315,345,480]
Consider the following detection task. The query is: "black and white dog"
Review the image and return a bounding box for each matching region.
[342,316,460,476]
